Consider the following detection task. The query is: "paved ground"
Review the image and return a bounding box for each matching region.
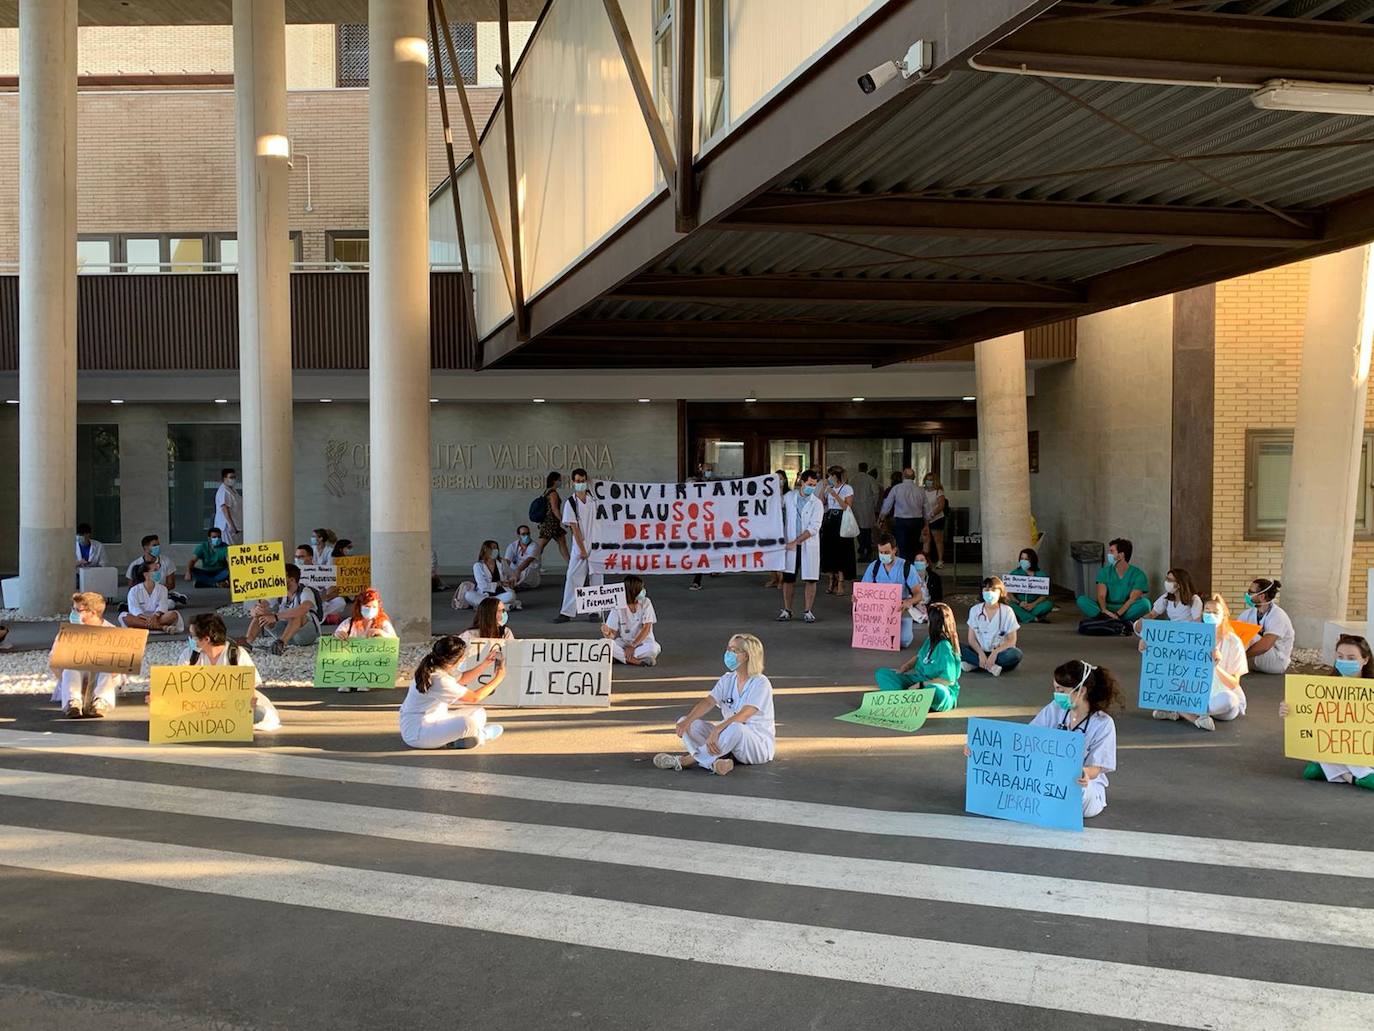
[1,573,1371,1030]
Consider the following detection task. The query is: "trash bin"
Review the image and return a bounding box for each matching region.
[1070,540,1105,600]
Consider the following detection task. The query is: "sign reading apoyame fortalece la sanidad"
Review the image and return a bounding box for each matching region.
[228,541,287,601]
[148,664,255,744]
[588,475,785,575]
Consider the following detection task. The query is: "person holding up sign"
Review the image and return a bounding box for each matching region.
[961,577,1022,677]
[52,592,124,719]
[460,597,515,645]
[466,538,520,612]
[1279,634,1374,789]
[176,614,281,732]
[557,468,602,624]
[602,575,661,666]
[334,587,397,641]
[1238,577,1295,676]
[1153,595,1247,731]
[859,533,926,648]
[399,635,507,750]
[873,602,962,711]
[779,470,823,624]
[654,633,775,776]
[1134,567,1203,637]
[1006,548,1053,625]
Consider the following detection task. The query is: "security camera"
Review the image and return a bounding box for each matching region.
[858,39,934,94]
[858,60,900,95]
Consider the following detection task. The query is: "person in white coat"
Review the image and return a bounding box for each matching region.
[52,592,124,718]
[176,613,281,732]
[654,633,775,776]
[504,524,542,589]
[1280,633,1374,790]
[556,467,602,623]
[214,468,242,545]
[74,523,107,570]
[1238,577,1295,675]
[602,575,661,665]
[465,538,520,611]
[119,561,184,634]
[399,635,507,750]
[779,469,823,624]
[1152,594,1247,731]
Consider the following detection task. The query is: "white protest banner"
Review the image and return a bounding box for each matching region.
[588,475,785,575]
[464,637,613,708]
[576,582,626,614]
[1003,574,1050,596]
[299,564,336,592]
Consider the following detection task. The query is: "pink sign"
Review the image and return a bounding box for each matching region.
[851,581,902,651]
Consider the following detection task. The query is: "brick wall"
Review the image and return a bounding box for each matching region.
[0,85,500,266]
[1212,260,1374,618]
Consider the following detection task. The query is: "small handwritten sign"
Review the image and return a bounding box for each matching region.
[851,581,902,651]
[148,664,256,744]
[1003,574,1050,596]
[1138,619,1216,715]
[314,636,401,690]
[575,582,627,614]
[49,623,148,676]
[1284,674,1374,766]
[228,542,287,601]
[835,688,935,733]
[965,716,1083,831]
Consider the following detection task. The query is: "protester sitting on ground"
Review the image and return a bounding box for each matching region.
[1007,547,1053,625]
[310,528,338,566]
[1134,567,1203,639]
[1279,633,1374,790]
[1152,594,1247,731]
[504,525,542,589]
[1238,577,1295,675]
[74,523,107,570]
[431,549,449,593]
[187,526,230,587]
[654,633,775,776]
[966,660,1120,819]
[602,575,661,666]
[245,563,321,654]
[764,470,790,589]
[1076,537,1150,624]
[214,468,242,545]
[319,539,356,619]
[459,597,515,644]
[859,533,926,648]
[912,547,943,604]
[921,473,948,568]
[466,538,519,611]
[176,613,280,732]
[119,561,184,634]
[125,533,185,603]
[779,469,823,624]
[874,601,961,711]
[398,634,506,750]
[293,543,313,567]
[53,592,123,718]
[962,576,1022,676]
[333,587,397,640]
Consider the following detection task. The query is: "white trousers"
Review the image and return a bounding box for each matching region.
[465,588,516,610]
[515,564,541,589]
[1319,762,1374,782]
[611,636,661,664]
[560,553,602,617]
[1209,686,1245,721]
[119,610,185,634]
[323,595,348,618]
[253,691,281,732]
[401,705,486,749]
[1082,778,1107,819]
[56,669,118,710]
[682,717,775,771]
[1248,648,1289,675]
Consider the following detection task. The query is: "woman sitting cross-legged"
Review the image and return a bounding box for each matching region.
[873,602,962,713]
[653,633,774,776]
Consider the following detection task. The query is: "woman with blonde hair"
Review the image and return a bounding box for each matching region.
[1153,593,1247,731]
[653,633,775,776]
[52,592,123,718]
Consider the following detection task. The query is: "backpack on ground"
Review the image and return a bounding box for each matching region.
[1077,613,1132,637]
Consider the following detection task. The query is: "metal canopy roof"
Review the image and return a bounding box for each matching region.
[487,0,1374,369]
[0,0,544,26]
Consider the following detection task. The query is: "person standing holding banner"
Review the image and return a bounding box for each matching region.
[557,468,602,623]
[873,602,961,711]
[1153,595,1247,731]
[1279,634,1374,789]
[602,575,661,666]
[654,633,774,775]
[779,470,823,624]
[214,468,242,545]
[176,613,280,732]
[399,635,507,750]
[860,534,925,648]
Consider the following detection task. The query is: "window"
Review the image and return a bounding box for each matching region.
[327,231,369,268]
[77,424,121,544]
[168,424,242,544]
[1246,429,1374,539]
[210,232,302,273]
[652,0,675,143]
[336,22,476,87]
[77,238,114,274]
[700,0,727,141]
[169,237,205,273]
[125,237,162,273]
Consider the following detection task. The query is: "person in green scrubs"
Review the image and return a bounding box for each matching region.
[1076,537,1150,622]
[1007,546,1053,624]
[873,602,961,711]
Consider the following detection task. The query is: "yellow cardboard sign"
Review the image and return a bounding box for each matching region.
[1283,674,1374,766]
[228,541,287,601]
[334,554,371,595]
[148,664,256,744]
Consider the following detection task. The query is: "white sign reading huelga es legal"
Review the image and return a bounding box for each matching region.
[464,637,613,708]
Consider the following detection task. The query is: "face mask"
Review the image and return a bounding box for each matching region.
[1244,592,1255,607]
[188,635,201,653]
[1109,552,1121,565]
[151,571,162,584]
[1201,611,1221,625]
[75,534,83,544]
[703,471,713,480]
[982,590,998,604]
[310,537,319,547]
[1053,691,1074,711]
[1018,558,1031,571]
[1165,580,1177,595]
[498,610,509,627]
[361,604,379,620]
[574,481,588,493]
[69,611,83,624]
[723,650,739,672]
[520,534,531,544]
[1335,658,1363,677]
[878,552,895,565]
[802,485,816,496]
[637,590,647,602]
[913,559,927,572]
[226,477,236,486]
[209,537,221,547]
[150,544,161,557]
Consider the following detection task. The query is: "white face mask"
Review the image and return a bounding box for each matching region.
[1164,580,1177,595]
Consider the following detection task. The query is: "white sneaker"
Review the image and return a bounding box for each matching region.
[776,609,792,622]
[1152,710,1179,721]
[336,686,371,693]
[1193,715,1216,732]
[653,752,683,771]
[935,561,945,569]
[803,611,817,623]
[480,724,504,743]
[961,661,975,673]
[989,665,1003,677]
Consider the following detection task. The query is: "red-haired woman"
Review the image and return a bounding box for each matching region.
[332,587,398,693]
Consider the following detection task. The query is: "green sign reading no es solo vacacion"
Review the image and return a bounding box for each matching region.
[835,688,936,733]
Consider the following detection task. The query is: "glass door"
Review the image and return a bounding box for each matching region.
[768,439,813,490]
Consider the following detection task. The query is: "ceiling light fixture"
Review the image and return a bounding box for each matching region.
[851,396,865,402]
[637,398,651,403]
[318,398,332,403]
[110,399,124,405]
[962,395,976,401]
[532,398,546,404]
[1251,79,1374,117]
[213,398,228,404]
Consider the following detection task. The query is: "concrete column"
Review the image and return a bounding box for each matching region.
[369,0,432,638]
[974,332,1033,578]
[1281,245,1374,646]
[233,0,295,547]
[18,0,77,616]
